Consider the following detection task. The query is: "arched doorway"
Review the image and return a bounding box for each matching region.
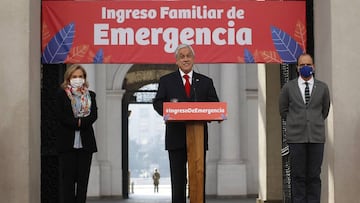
[120,64,177,198]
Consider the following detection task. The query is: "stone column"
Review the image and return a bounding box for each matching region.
[83,64,96,90]
[105,89,125,195]
[83,64,103,197]
[217,64,247,195]
[244,64,259,194]
[196,64,222,195]
[0,0,41,202]
[314,1,360,202]
[257,64,282,203]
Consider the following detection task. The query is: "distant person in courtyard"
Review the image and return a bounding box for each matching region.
[152,168,161,193]
[153,44,219,203]
[55,64,98,203]
[279,53,331,203]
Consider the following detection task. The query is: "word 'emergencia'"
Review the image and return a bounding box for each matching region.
[94,21,252,53]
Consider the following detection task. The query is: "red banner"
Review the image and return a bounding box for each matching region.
[41,1,306,64]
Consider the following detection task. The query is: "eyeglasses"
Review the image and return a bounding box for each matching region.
[299,63,313,67]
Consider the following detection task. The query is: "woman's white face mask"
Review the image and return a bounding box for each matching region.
[70,78,85,88]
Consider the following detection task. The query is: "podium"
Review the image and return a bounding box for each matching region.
[163,102,227,203]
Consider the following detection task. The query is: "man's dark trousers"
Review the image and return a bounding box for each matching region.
[288,143,324,203]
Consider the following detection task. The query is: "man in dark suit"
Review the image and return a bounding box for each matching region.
[279,53,331,203]
[153,44,219,203]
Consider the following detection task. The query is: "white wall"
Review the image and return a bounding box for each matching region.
[315,1,360,202]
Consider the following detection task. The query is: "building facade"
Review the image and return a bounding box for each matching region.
[0,1,360,203]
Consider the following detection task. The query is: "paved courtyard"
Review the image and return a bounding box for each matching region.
[87,184,256,203]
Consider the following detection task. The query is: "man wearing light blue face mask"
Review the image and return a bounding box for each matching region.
[279,53,331,203]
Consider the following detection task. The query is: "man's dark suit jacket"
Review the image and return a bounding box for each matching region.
[55,89,98,153]
[279,78,330,143]
[153,70,219,150]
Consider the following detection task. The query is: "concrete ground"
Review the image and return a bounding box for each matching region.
[87,184,256,203]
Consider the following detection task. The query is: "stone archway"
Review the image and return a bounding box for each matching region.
[90,64,177,197]
[116,64,177,197]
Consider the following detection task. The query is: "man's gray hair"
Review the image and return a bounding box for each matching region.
[174,44,195,59]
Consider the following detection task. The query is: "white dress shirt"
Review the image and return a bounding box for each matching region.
[298,76,314,104]
[179,69,193,85]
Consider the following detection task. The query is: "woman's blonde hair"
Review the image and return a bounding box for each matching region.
[60,64,89,89]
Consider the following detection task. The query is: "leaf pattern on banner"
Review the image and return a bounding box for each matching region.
[244,48,255,63]
[237,56,245,63]
[65,45,90,63]
[294,20,306,52]
[271,26,304,63]
[77,47,111,63]
[42,22,51,51]
[253,50,264,62]
[103,55,112,63]
[237,50,263,63]
[41,22,75,64]
[93,49,104,63]
[261,50,282,63]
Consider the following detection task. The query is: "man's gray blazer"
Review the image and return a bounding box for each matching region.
[279,78,331,143]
